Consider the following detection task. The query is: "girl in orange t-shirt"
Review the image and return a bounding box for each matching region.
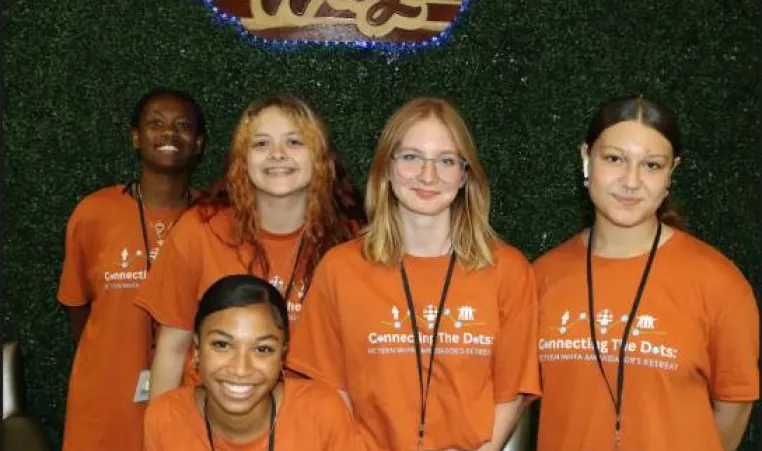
[57,88,206,451]
[534,94,759,451]
[287,97,541,451]
[144,274,363,451]
[136,94,365,398]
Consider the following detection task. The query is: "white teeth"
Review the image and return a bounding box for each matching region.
[221,382,255,395]
[158,145,178,153]
[265,168,295,175]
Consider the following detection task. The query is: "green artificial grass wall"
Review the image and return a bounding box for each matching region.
[3,0,761,448]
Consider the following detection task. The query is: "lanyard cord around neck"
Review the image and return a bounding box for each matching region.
[204,391,276,451]
[281,236,304,304]
[399,252,456,447]
[129,181,189,272]
[586,221,662,445]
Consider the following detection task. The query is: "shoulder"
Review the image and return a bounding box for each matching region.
[283,378,348,414]
[145,386,197,427]
[492,240,532,269]
[668,230,752,288]
[68,185,131,222]
[320,237,365,267]
[532,233,583,280]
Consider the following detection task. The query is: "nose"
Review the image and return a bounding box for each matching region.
[418,158,438,184]
[268,142,288,160]
[229,348,253,376]
[623,161,640,190]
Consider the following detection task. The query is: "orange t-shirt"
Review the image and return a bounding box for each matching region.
[134,205,305,385]
[534,229,759,451]
[57,185,190,451]
[286,238,541,451]
[143,378,364,451]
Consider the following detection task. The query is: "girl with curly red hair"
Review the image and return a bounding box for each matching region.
[136,94,365,398]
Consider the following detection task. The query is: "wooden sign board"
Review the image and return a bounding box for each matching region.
[212,0,465,43]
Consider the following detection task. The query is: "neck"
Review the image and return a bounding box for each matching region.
[399,206,452,257]
[588,215,665,258]
[203,384,280,444]
[256,192,307,234]
[137,170,190,209]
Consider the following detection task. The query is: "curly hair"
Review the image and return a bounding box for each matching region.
[197,94,366,286]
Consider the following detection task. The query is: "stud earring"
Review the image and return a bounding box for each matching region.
[583,178,589,188]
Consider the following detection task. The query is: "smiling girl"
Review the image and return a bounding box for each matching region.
[144,274,362,451]
[135,94,365,398]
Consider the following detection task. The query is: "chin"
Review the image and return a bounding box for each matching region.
[599,209,655,229]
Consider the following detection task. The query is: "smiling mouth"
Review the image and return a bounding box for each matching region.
[157,144,179,153]
[613,195,642,206]
[264,167,296,175]
[220,381,257,399]
[412,188,440,198]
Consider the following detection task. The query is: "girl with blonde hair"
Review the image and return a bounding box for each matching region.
[288,96,540,451]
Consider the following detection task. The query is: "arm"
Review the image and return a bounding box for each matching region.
[712,400,753,451]
[337,389,354,413]
[149,326,193,399]
[66,304,91,344]
[473,397,531,451]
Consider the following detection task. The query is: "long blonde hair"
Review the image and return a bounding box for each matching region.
[362,97,497,270]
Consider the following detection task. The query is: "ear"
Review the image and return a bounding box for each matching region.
[191,335,200,368]
[671,156,681,173]
[194,135,205,155]
[131,128,140,151]
[580,144,590,178]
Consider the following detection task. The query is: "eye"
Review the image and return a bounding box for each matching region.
[398,152,421,162]
[603,154,623,164]
[251,139,269,149]
[175,120,191,131]
[210,340,229,350]
[254,345,276,354]
[644,161,664,171]
[287,137,305,147]
[146,119,163,128]
[438,156,459,167]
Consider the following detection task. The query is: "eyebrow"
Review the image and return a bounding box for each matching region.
[206,330,282,343]
[397,147,459,155]
[599,145,670,158]
[252,131,301,137]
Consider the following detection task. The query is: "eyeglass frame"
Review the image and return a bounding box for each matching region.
[389,149,470,182]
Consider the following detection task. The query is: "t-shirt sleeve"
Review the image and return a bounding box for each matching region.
[317,386,366,451]
[286,254,347,390]
[134,212,202,330]
[492,248,541,402]
[708,262,759,401]
[57,200,93,306]
[143,398,169,451]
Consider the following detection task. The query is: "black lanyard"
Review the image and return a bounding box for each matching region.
[133,183,153,271]
[399,253,457,448]
[586,221,662,447]
[281,237,304,305]
[204,392,276,451]
[129,181,189,272]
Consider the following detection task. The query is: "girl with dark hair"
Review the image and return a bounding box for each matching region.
[57,87,206,451]
[534,95,758,450]
[135,94,366,398]
[143,275,361,451]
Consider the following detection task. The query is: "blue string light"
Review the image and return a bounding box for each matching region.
[200,0,473,53]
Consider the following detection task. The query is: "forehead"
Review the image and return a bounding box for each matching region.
[251,106,300,134]
[201,304,283,337]
[399,116,458,152]
[595,120,673,156]
[142,95,193,117]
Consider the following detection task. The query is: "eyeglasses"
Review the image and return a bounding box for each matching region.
[391,150,468,184]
